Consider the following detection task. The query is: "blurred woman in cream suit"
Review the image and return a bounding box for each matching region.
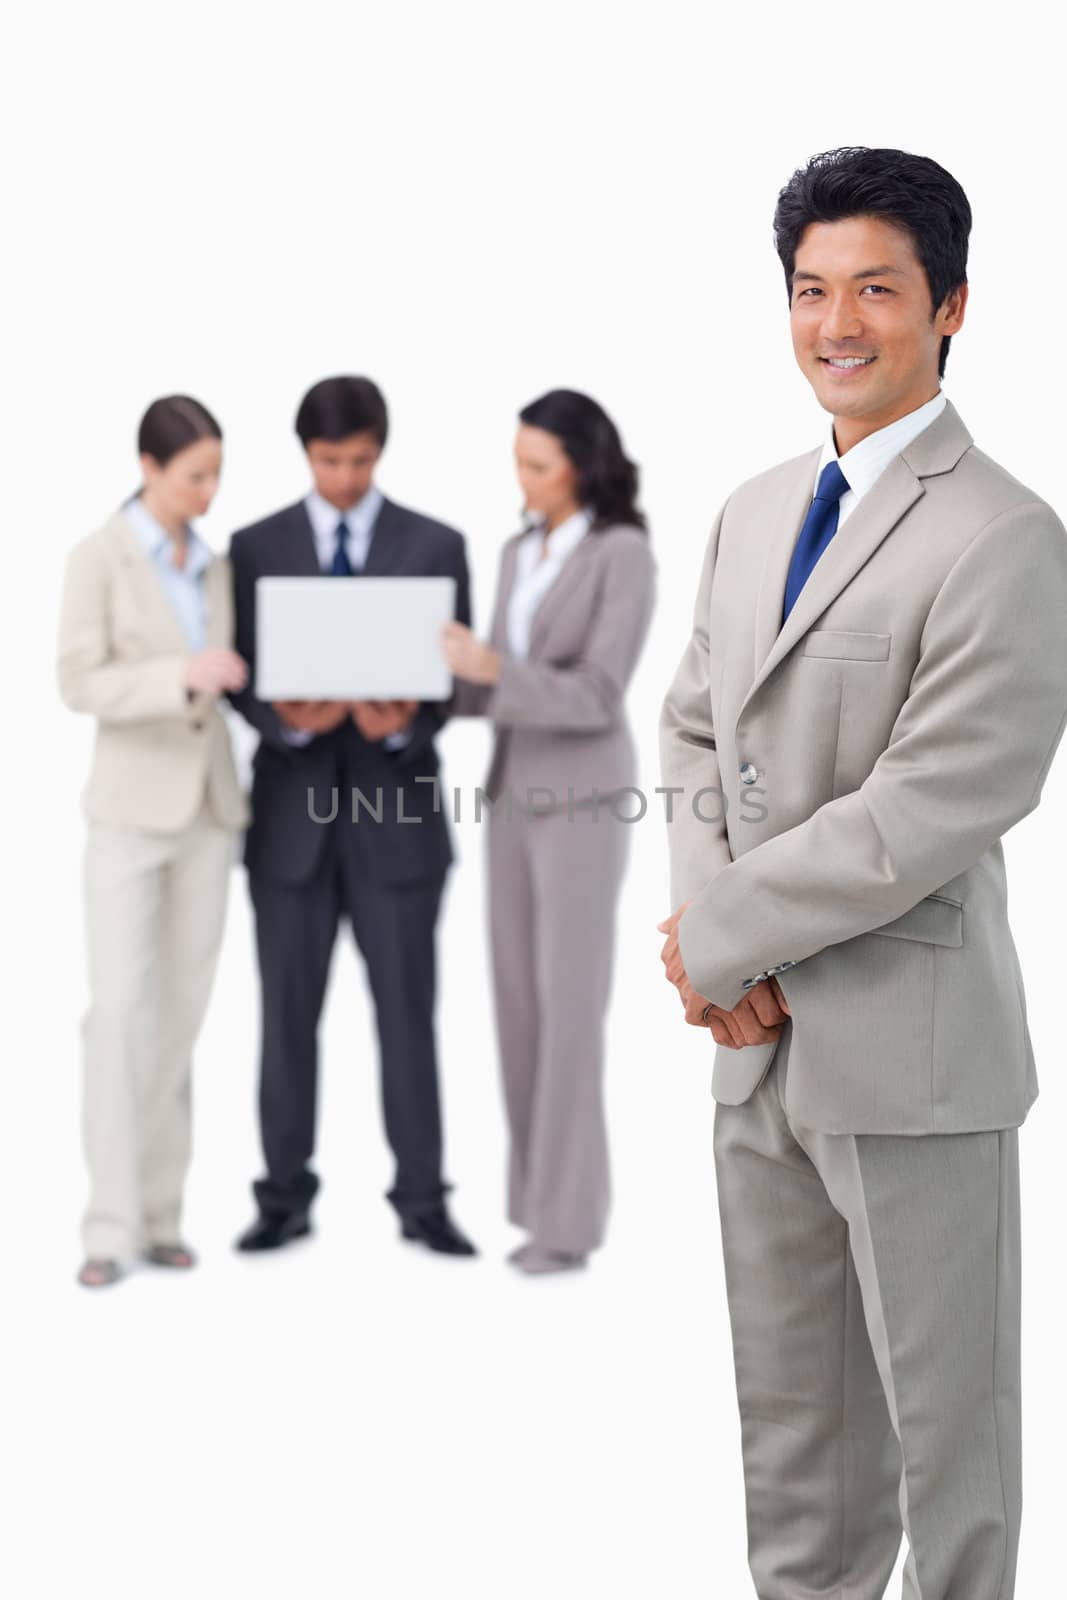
[442,390,655,1273]
[58,396,249,1288]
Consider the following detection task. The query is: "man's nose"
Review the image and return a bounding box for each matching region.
[819,293,864,342]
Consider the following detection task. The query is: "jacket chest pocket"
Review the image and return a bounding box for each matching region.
[801,630,892,662]
[796,632,896,802]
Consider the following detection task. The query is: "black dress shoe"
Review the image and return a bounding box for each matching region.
[400,1205,478,1257]
[234,1212,312,1252]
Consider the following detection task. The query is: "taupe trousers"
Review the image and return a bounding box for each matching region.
[714,1026,1021,1600]
[81,796,235,1260]
[487,796,630,1254]
[450,521,656,1252]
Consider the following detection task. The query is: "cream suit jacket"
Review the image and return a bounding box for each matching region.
[659,399,1067,1134]
[452,523,656,807]
[58,510,249,833]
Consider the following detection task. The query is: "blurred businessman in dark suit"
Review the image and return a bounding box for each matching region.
[229,375,477,1256]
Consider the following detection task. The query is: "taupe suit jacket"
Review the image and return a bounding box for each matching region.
[452,522,656,807]
[58,510,249,833]
[659,400,1067,1133]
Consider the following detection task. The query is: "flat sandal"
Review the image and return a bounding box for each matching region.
[144,1243,197,1269]
[77,1258,122,1289]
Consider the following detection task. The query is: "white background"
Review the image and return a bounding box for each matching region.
[4,3,1065,1595]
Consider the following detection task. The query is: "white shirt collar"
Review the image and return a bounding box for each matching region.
[817,390,947,507]
[304,483,384,567]
[519,506,593,566]
[124,494,211,579]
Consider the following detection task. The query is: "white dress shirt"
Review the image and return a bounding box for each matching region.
[124,494,211,651]
[815,389,947,522]
[507,507,594,659]
[304,484,384,571]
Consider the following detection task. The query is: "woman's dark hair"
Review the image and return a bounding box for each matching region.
[772,147,971,379]
[295,375,389,449]
[518,388,647,533]
[137,394,222,465]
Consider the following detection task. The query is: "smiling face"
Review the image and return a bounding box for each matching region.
[140,436,222,523]
[790,214,967,451]
[305,431,382,511]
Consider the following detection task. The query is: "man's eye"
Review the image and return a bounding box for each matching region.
[796,287,821,300]
[862,284,890,294]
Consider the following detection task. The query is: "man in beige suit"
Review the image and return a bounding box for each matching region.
[658,148,1067,1598]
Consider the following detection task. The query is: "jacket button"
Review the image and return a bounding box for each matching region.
[192,721,204,732]
[739,761,758,784]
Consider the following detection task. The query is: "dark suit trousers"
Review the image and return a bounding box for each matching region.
[248,823,448,1221]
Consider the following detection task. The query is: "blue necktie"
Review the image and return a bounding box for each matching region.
[331,518,353,576]
[781,459,850,625]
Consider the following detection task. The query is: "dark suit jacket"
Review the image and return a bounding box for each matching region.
[229,495,471,888]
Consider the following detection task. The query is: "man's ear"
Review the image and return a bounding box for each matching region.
[937,281,968,338]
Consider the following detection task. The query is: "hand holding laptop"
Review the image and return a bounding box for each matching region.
[273,698,418,740]
[349,699,418,740]
[274,699,349,735]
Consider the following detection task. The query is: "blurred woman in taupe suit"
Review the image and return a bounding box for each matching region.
[442,390,655,1273]
[57,397,249,1288]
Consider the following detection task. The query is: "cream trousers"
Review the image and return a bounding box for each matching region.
[80,797,236,1261]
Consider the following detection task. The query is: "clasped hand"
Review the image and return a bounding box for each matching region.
[657,901,790,1049]
[272,700,419,739]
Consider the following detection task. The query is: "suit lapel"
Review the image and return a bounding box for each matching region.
[203,559,230,647]
[739,398,973,717]
[284,500,326,575]
[490,540,520,651]
[361,496,407,576]
[112,512,192,653]
[748,449,822,687]
[526,534,599,654]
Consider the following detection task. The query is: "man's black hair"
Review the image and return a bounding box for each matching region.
[295,375,389,448]
[773,147,972,378]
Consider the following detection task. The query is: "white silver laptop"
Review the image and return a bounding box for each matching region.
[255,576,457,701]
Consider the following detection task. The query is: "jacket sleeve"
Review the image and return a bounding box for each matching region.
[677,500,1067,1011]
[447,541,510,719]
[658,500,735,909]
[57,538,201,724]
[448,679,495,716]
[388,526,474,767]
[225,526,295,755]
[485,532,656,731]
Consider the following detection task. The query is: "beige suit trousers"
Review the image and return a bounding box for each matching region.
[80,794,235,1260]
[714,1026,1021,1599]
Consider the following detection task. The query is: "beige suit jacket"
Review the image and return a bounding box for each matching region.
[57,510,249,833]
[659,399,1067,1133]
[451,522,656,807]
